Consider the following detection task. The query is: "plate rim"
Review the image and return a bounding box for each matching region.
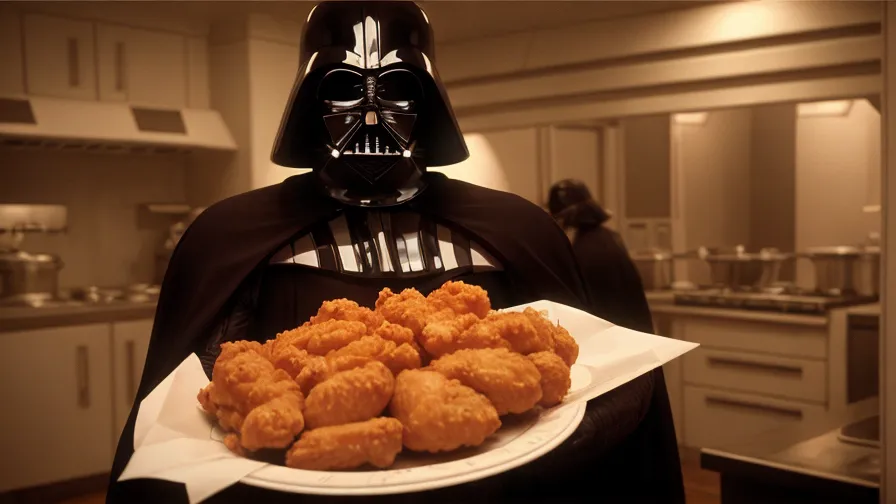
[240,402,587,496]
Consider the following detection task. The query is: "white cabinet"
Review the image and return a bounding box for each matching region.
[0,324,113,492]
[0,6,25,96]
[111,320,153,441]
[186,36,210,109]
[23,14,97,101]
[97,24,187,109]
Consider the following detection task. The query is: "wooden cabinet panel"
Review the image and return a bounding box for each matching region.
[23,14,97,100]
[676,317,828,359]
[0,324,113,491]
[111,319,153,444]
[96,23,187,109]
[684,347,827,403]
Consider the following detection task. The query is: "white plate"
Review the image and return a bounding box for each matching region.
[241,401,585,496]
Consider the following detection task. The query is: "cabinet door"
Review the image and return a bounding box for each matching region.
[0,6,25,96]
[185,36,210,109]
[23,14,97,100]
[0,324,113,492]
[111,319,153,442]
[548,127,600,197]
[97,24,187,109]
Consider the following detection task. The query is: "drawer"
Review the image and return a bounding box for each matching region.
[683,386,827,450]
[684,348,827,403]
[677,317,827,359]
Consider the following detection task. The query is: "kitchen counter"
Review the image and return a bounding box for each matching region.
[701,417,879,504]
[0,301,157,332]
[648,303,828,327]
[845,303,881,317]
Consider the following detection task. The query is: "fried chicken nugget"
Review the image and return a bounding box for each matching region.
[375,288,434,337]
[311,299,385,333]
[286,417,404,470]
[295,354,372,396]
[520,308,579,366]
[374,320,422,352]
[419,312,498,358]
[390,369,501,453]
[198,343,305,450]
[430,348,543,415]
[526,351,572,408]
[304,360,395,429]
[327,335,422,375]
[426,280,491,318]
[462,312,554,356]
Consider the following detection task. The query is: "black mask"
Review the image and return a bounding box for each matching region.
[272,1,469,207]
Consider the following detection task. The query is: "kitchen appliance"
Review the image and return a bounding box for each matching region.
[799,246,881,297]
[631,248,675,291]
[673,287,877,315]
[153,206,205,284]
[0,205,67,306]
[699,245,792,291]
[0,96,236,153]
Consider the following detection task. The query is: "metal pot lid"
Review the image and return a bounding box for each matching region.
[0,249,62,264]
[631,248,673,261]
[804,246,861,257]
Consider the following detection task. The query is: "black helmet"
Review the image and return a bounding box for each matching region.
[271,1,468,207]
[547,179,610,228]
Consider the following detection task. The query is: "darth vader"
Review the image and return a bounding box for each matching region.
[107,3,684,503]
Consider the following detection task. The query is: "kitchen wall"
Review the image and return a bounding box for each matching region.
[673,108,753,285]
[0,150,187,289]
[795,98,881,288]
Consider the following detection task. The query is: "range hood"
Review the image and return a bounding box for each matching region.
[0,96,237,153]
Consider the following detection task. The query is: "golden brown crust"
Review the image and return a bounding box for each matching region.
[304,361,395,429]
[527,351,572,408]
[286,417,403,470]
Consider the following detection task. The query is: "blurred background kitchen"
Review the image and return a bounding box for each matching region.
[0,1,885,503]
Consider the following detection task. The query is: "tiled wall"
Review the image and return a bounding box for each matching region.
[0,149,186,289]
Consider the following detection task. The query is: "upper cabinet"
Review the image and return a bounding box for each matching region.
[97,24,187,109]
[12,12,210,109]
[23,13,98,101]
[0,8,25,96]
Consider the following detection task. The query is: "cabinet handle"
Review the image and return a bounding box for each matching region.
[114,42,127,92]
[705,396,803,420]
[125,340,137,403]
[706,356,803,377]
[76,345,90,408]
[67,38,80,87]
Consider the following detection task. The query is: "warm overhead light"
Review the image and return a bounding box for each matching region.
[330,148,340,158]
[672,112,708,125]
[797,100,853,118]
[402,149,412,158]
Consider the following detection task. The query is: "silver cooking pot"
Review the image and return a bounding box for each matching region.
[700,246,791,290]
[630,249,675,291]
[0,249,64,302]
[801,246,879,296]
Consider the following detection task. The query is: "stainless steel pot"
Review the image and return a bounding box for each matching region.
[801,246,865,296]
[854,247,881,297]
[700,246,791,290]
[0,249,64,301]
[631,249,674,291]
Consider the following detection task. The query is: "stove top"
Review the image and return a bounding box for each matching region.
[674,288,878,314]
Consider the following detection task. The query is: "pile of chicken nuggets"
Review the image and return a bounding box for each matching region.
[197,281,579,471]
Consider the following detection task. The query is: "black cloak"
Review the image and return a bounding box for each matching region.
[107,172,683,503]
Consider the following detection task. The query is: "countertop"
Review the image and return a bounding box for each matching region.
[701,417,879,502]
[0,301,157,332]
[648,302,828,327]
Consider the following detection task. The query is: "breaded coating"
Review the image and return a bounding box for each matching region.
[197,342,305,450]
[463,312,554,356]
[419,312,498,358]
[327,335,422,375]
[265,320,368,357]
[375,288,434,338]
[548,324,579,367]
[426,280,491,318]
[311,299,385,333]
[390,369,501,453]
[285,417,403,470]
[295,355,372,396]
[526,351,572,408]
[304,361,395,429]
[373,320,421,353]
[430,348,543,415]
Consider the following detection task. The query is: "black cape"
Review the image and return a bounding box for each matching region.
[108,172,683,503]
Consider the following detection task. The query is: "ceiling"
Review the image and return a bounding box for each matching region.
[20,1,725,44]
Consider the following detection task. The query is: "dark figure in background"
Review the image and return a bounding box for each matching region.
[108,3,683,503]
[548,179,655,334]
